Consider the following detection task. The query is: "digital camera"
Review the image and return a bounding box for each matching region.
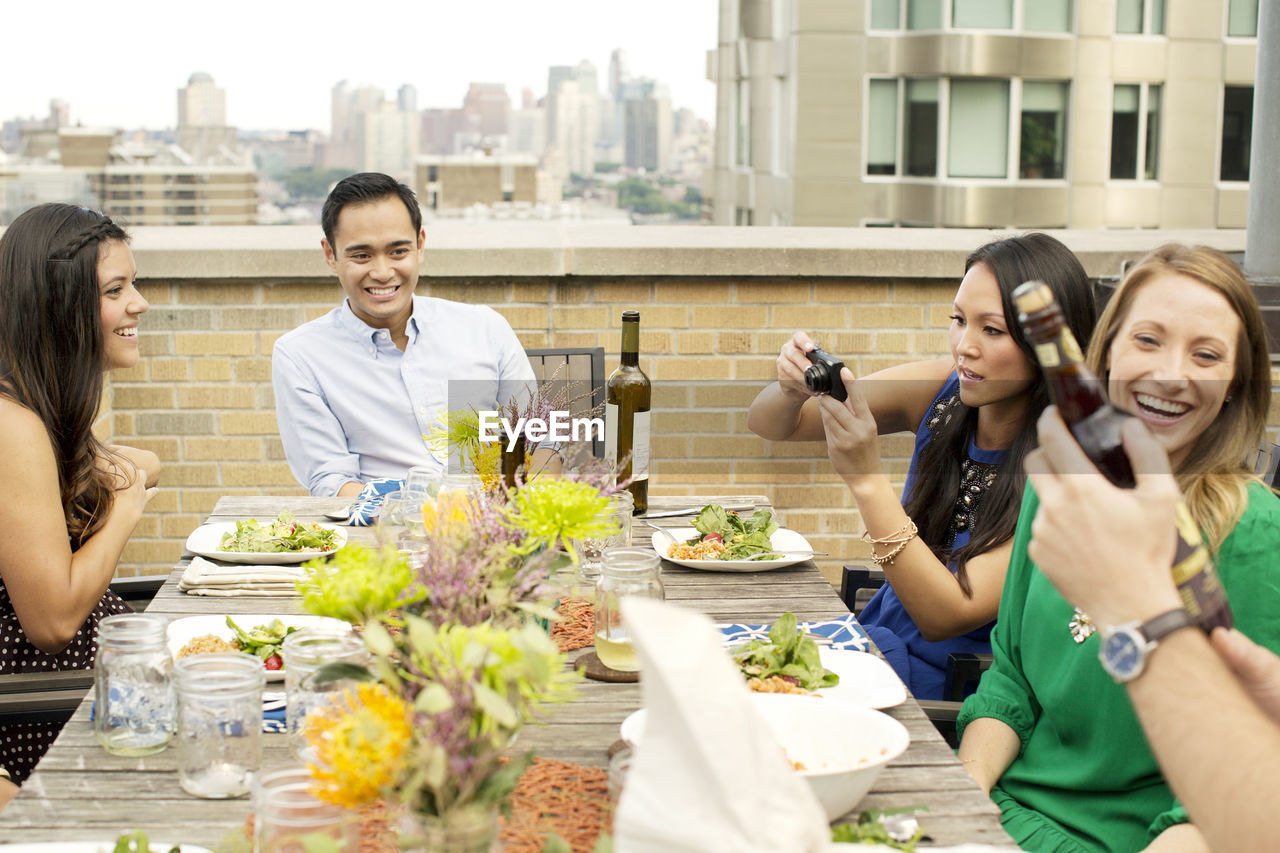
[804,347,847,402]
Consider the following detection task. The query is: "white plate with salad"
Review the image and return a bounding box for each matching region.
[167,613,349,681]
[649,504,817,572]
[185,512,347,565]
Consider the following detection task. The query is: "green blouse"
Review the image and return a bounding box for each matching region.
[958,481,1280,853]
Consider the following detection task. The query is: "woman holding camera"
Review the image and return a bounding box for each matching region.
[747,233,1096,699]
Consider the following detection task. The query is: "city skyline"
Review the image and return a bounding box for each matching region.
[1,0,718,132]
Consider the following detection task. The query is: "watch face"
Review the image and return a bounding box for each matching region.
[1102,630,1144,680]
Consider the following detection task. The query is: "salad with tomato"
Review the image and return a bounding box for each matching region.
[217,511,340,553]
[680,504,781,560]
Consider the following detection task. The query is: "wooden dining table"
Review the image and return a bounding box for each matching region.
[3,493,1016,849]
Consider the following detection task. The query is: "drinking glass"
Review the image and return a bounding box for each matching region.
[576,491,634,580]
[93,612,174,756]
[282,627,368,761]
[173,652,264,799]
[375,489,410,550]
[253,762,356,853]
[593,547,664,672]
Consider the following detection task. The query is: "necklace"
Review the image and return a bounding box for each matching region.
[1069,607,1095,643]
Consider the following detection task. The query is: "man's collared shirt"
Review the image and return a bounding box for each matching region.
[272,295,535,496]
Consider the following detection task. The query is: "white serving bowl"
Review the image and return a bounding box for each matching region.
[619,692,910,821]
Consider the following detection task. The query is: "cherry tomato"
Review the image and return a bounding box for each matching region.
[704,533,723,544]
[264,653,283,671]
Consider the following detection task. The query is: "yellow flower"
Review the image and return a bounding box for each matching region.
[304,682,412,808]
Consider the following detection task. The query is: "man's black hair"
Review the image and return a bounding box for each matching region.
[320,172,422,247]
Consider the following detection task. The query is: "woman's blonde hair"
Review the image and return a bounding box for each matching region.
[1085,243,1271,552]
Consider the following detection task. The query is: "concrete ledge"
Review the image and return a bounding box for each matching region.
[115,225,1249,281]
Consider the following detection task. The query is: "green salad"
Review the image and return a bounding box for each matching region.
[217,510,340,553]
[683,504,781,560]
[729,612,839,691]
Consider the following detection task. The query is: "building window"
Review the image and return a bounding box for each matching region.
[734,206,753,225]
[1227,0,1258,36]
[1020,82,1068,179]
[949,80,1010,178]
[1116,0,1164,34]
[1220,86,1253,182]
[952,0,1012,29]
[907,0,943,29]
[867,79,899,175]
[870,0,900,29]
[1024,0,1072,31]
[905,79,940,176]
[1111,83,1161,180]
[427,165,438,181]
[735,79,751,168]
[773,76,791,175]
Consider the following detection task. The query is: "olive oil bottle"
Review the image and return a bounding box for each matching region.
[605,310,651,513]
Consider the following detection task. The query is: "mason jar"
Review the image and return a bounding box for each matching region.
[593,547,664,672]
[253,762,356,853]
[173,652,265,798]
[281,627,367,761]
[93,612,174,756]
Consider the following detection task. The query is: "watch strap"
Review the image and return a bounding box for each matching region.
[1139,608,1197,644]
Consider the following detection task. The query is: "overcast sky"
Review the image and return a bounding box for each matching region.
[2,0,719,132]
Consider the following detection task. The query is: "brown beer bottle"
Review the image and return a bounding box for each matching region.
[606,310,651,513]
[1013,280,1232,631]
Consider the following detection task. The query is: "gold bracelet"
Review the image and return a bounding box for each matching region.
[863,519,919,566]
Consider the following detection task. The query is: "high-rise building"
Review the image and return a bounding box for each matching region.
[398,84,418,114]
[545,61,600,177]
[328,80,385,170]
[462,83,511,138]
[621,78,673,172]
[175,72,238,164]
[359,102,419,180]
[711,0,1259,228]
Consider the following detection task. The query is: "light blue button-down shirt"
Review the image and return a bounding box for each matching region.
[272,296,536,496]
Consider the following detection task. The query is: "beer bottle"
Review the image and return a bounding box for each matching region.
[605,310,651,513]
[1013,280,1232,631]
[498,423,526,492]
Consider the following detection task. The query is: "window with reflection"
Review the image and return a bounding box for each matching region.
[1227,0,1258,36]
[1110,83,1161,180]
[952,0,1012,29]
[1116,0,1165,34]
[1020,82,1068,179]
[871,0,901,29]
[1025,0,1072,32]
[868,79,899,175]
[949,80,1010,178]
[905,79,940,176]
[907,0,943,29]
[1220,86,1253,182]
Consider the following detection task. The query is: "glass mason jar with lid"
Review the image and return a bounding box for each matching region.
[94,612,175,755]
[593,547,664,672]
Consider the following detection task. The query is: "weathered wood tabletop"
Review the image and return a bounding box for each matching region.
[3,494,1015,848]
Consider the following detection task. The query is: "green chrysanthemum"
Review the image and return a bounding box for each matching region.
[504,478,620,563]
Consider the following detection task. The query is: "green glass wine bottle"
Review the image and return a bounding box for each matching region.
[605,310,651,514]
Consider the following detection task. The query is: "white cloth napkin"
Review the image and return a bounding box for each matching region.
[614,599,830,853]
[178,556,304,596]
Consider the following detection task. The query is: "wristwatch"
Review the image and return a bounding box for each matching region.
[1099,608,1198,683]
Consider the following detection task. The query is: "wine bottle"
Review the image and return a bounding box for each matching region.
[498,423,526,492]
[605,310,651,514]
[1013,280,1232,632]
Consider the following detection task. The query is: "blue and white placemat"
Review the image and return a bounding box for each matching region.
[347,477,405,526]
[718,613,870,653]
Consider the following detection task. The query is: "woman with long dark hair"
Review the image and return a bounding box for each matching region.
[0,203,158,792]
[747,233,1096,698]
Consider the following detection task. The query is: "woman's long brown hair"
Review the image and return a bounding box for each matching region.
[0,204,130,547]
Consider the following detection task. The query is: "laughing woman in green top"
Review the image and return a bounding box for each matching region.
[957,244,1280,853]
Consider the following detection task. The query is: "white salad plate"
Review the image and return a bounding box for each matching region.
[167,613,349,682]
[811,647,907,709]
[184,520,347,565]
[650,526,817,572]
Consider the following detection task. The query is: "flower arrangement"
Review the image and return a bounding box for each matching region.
[295,378,629,843]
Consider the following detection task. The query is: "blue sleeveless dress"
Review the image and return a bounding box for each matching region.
[857,373,1002,700]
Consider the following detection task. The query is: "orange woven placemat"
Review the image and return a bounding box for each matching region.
[551,597,595,653]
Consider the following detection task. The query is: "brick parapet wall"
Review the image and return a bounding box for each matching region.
[86,224,1274,586]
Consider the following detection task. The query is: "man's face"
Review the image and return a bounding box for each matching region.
[321,196,424,334]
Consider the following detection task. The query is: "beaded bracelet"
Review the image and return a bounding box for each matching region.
[862,519,919,566]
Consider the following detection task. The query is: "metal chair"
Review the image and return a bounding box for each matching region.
[0,574,168,727]
[525,346,607,458]
[1248,439,1280,489]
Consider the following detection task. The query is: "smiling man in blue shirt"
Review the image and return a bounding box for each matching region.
[272,172,544,497]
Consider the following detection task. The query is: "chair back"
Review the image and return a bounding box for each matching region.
[525,346,607,458]
[1248,439,1280,489]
